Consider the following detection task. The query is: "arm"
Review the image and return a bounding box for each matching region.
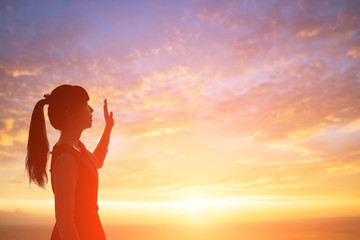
[93,99,114,168]
[52,152,80,240]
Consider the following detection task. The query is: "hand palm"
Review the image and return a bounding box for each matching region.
[104,99,114,129]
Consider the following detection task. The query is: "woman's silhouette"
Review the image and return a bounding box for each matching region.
[25,84,114,240]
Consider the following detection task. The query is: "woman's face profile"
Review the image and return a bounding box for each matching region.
[66,101,94,130]
[79,102,94,129]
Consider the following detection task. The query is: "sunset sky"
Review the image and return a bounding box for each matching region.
[1,0,360,226]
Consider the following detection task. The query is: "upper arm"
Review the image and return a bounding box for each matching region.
[52,152,78,221]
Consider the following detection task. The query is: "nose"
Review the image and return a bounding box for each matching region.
[89,106,94,113]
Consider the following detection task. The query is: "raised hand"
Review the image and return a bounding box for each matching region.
[103,99,114,130]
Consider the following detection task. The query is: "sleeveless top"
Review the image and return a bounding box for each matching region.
[50,142,106,240]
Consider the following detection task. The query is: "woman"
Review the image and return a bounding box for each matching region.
[25,84,114,240]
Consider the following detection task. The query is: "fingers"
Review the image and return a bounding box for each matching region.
[104,99,109,117]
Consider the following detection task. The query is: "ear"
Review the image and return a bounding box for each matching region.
[63,109,74,120]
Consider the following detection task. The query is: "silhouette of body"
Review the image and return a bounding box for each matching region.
[25,85,114,240]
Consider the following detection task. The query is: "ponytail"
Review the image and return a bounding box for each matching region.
[25,98,49,188]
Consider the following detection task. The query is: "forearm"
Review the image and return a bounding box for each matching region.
[93,126,112,167]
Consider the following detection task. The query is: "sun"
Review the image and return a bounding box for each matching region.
[180,199,207,224]
[170,197,240,224]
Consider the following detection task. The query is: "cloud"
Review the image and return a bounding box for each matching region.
[204,63,360,141]
[1,0,360,207]
[294,126,360,178]
[2,0,357,143]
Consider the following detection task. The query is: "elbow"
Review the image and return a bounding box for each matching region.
[94,155,104,169]
[97,162,104,169]
[90,153,105,169]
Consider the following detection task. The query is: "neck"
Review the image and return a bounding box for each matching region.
[58,128,83,146]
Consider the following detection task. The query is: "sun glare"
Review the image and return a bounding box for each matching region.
[98,196,287,224]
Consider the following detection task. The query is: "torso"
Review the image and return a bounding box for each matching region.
[50,142,106,240]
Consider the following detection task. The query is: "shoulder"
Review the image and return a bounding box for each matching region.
[52,143,78,156]
[51,143,80,165]
[52,151,78,173]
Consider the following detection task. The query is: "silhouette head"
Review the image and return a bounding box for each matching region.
[46,84,91,130]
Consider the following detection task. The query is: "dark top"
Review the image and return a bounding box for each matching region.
[50,142,106,240]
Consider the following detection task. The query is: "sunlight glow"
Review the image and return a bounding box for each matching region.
[1,0,360,230]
